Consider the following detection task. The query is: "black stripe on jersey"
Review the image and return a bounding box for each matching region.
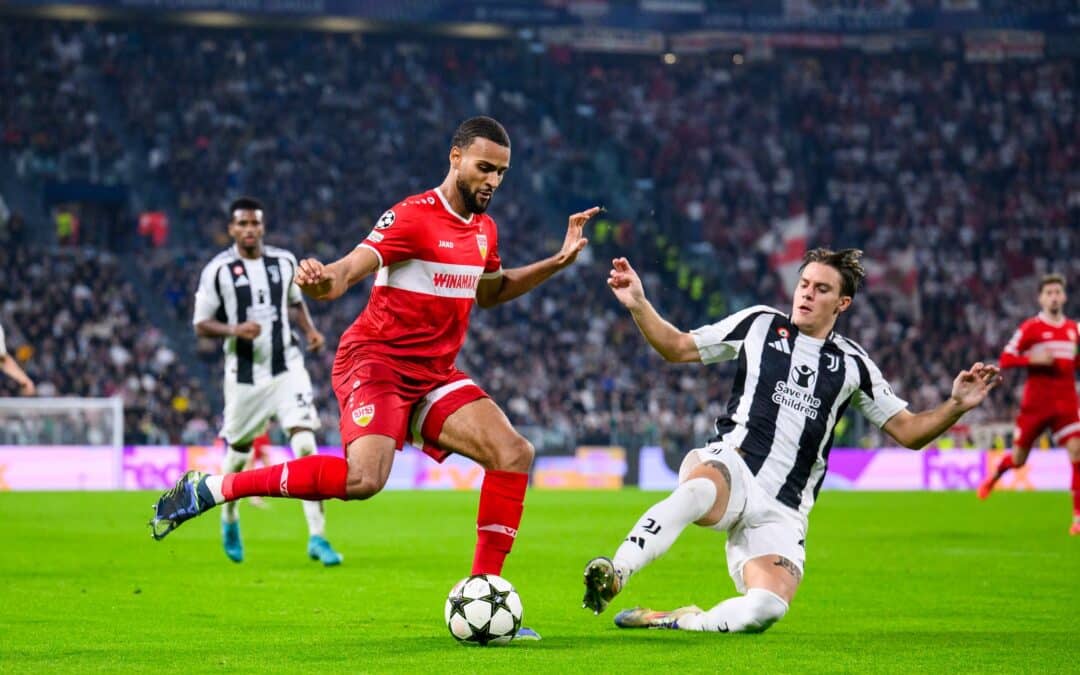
[710,350,746,442]
[837,334,869,358]
[213,270,227,323]
[228,260,255,384]
[741,314,793,476]
[851,354,875,399]
[719,310,767,343]
[811,397,852,503]
[776,342,847,510]
[265,257,287,377]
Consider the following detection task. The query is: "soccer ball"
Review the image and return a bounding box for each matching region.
[444,574,523,646]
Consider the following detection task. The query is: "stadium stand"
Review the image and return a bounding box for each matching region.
[1,18,1076,449]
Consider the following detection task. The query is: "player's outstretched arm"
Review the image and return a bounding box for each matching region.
[608,257,700,363]
[296,247,379,301]
[475,206,601,308]
[882,362,1002,449]
[1,354,35,396]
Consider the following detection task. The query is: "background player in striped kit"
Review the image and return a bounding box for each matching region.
[582,248,1001,633]
[977,273,1080,535]
[191,197,342,565]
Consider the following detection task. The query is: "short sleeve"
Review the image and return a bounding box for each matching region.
[691,305,777,364]
[357,206,419,269]
[193,263,223,325]
[850,354,908,428]
[284,256,303,304]
[482,221,502,279]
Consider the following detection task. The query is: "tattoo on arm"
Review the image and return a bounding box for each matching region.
[772,556,802,582]
[702,460,731,490]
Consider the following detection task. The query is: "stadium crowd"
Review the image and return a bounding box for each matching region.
[1,18,1076,450]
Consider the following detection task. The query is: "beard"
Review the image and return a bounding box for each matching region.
[456,177,490,214]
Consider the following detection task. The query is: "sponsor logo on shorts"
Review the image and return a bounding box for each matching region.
[352,403,375,427]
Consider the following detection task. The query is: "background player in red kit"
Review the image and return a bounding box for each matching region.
[151,117,601,603]
[978,273,1080,535]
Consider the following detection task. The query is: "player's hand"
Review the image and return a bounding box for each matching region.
[950,362,1002,411]
[1028,350,1054,367]
[607,257,647,310]
[554,206,602,267]
[305,329,326,353]
[18,379,35,396]
[296,258,334,298]
[232,321,261,341]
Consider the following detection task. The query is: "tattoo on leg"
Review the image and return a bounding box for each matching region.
[702,460,731,489]
[772,556,802,582]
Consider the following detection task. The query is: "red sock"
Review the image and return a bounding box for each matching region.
[471,470,529,575]
[1071,462,1080,518]
[222,455,348,501]
[994,454,1016,480]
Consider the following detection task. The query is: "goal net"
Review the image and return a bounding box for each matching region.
[0,397,123,447]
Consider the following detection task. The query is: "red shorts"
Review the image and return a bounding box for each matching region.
[1014,405,1080,449]
[332,359,489,462]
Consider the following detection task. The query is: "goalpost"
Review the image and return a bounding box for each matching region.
[0,397,125,489]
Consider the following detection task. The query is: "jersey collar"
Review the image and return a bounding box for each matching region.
[231,244,262,261]
[1038,311,1066,327]
[433,187,475,225]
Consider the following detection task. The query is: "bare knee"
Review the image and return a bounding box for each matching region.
[345,469,386,500]
[1012,447,1031,468]
[686,460,731,526]
[482,434,534,473]
[343,438,395,500]
[1066,438,1080,463]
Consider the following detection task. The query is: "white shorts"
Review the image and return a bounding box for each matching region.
[679,443,808,594]
[221,367,320,446]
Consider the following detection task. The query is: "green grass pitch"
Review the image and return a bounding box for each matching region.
[1,489,1077,673]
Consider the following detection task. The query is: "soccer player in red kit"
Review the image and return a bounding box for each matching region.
[150,117,601,602]
[977,273,1080,535]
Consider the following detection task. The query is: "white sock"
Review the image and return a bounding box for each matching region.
[290,430,325,537]
[220,446,250,524]
[203,475,225,504]
[303,500,326,537]
[611,477,717,582]
[678,588,788,633]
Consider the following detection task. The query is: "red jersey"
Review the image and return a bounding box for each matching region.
[335,189,502,380]
[999,313,1079,409]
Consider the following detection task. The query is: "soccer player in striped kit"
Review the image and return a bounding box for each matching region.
[189,197,342,565]
[583,248,1001,633]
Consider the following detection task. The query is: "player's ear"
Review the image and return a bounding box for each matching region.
[836,296,852,314]
[449,146,462,170]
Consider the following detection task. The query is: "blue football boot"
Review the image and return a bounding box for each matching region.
[222,520,243,563]
[307,535,343,566]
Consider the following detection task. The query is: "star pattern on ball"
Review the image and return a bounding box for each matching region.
[447,594,468,618]
[489,589,512,612]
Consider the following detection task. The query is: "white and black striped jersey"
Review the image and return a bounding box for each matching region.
[692,305,908,517]
[193,245,307,385]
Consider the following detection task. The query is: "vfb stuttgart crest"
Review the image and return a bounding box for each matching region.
[476,234,488,260]
[351,404,375,427]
